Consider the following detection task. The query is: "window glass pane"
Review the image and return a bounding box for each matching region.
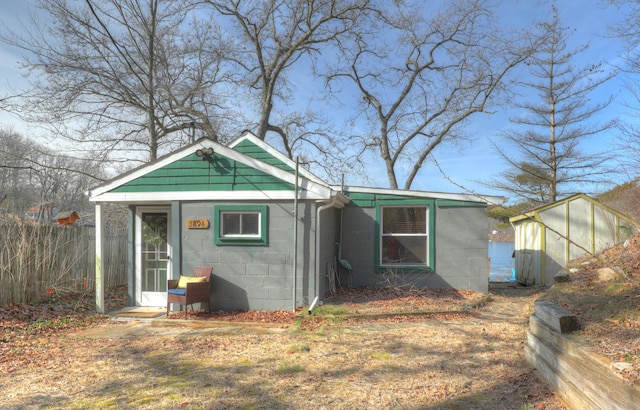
[241,213,259,235]
[159,242,168,260]
[382,236,427,265]
[222,213,240,235]
[215,206,267,245]
[383,207,427,234]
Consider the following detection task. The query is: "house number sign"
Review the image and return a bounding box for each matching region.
[185,219,210,229]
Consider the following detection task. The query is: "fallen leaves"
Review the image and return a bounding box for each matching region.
[166,308,300,323]
[2,283,567,410]
[0,285,127,372]
[542,232,640,385]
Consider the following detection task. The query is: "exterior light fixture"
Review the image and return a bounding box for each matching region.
[195,147,214,161]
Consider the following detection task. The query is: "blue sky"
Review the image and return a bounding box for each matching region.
[0,1,632,202]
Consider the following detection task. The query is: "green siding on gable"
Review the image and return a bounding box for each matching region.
[111,153,295,193]
[232,139,295,172]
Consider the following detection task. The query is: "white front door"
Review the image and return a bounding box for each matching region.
[136,207,171,306]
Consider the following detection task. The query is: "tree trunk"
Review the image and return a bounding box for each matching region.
[147,0,158,161]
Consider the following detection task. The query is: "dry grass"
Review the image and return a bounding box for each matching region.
[7,232,640,408]
[539,233,640,385]
[0,285,564,409]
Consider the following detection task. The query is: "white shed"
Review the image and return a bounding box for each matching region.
[509,194,638,286]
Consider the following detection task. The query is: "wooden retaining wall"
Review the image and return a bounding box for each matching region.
[525,301,640,409]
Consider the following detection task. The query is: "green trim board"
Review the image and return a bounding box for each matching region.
[345,191,486,209]
[347,192,426,207]
[214,205,268,246]
[374,199,436,274]
[111,153,295,193]
[435,199,487,207]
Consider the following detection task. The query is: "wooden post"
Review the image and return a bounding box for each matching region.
[95,202,105,313]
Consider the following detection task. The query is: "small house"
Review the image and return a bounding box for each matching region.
[89,131,504,312]
[510,194,639,286]
[56,211,80,226]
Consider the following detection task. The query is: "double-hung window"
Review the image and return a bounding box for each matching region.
[380,206,429,266]
[214,205,268,245]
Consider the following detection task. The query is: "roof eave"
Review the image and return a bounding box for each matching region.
[337,185,506,205]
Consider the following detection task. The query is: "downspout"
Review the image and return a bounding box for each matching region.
[309,196,338,314]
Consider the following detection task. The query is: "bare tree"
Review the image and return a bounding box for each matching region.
[1,0,231,162]
[0,129,104,223]
[0,129,33,219]
[327,0,535,190]
[489,6,616,204]
[204,0,371,157]
[609,0,640,175]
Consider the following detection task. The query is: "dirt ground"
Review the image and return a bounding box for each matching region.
[0,284,565,410]
[5,234,640,409]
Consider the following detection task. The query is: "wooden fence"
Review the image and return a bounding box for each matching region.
[0,225,127,305]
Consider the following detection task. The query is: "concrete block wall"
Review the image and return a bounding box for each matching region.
[180,200,315,310]
[340,207,378,287]
[341,204,489,294]
[316,207,338,298]
[174,199,490,309]
[434,205,489,293]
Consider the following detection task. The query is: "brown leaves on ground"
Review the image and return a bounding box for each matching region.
[1,283,566,409]
[0,288,562,410]
[0,285,127,371]
[166,308,300,323]
[166,286,487,324]
[324,286,484,313]
[540,233,640,385]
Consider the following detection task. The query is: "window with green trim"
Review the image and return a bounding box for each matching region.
[214,205,268,245]
[380,206,429,266]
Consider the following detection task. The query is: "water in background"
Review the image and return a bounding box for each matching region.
[489,241,515,282]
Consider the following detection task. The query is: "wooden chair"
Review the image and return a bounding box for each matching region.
[166,266,212,319]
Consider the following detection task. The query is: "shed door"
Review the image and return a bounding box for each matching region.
[519,250,535,286]
[136,208,171,306]
[517,221,539,286]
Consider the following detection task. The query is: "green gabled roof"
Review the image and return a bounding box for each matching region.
[88,134,339,203]
[229,132,331,187]
[231,138,295,173]
[111,152,294,193]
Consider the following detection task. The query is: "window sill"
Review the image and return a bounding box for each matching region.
[215,237,267,246]
[375,266,433,274]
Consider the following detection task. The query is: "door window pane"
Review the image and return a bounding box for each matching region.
[141,212,168,292]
